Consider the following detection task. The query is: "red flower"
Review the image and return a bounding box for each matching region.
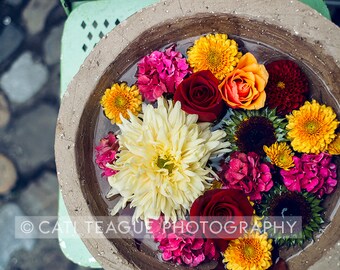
[174,70,225,122]
[189,189,253,251]
[265,60,309,115]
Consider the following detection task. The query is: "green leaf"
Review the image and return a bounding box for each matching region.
[305,230,313,239]
[310,222,320,230]
[297,239,304,246]
[314,206,324,212]
[305,225,313,231]
[315,217,324,224]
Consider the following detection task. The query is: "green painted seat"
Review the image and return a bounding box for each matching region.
[58,1,159,267]
[58,0,330,267]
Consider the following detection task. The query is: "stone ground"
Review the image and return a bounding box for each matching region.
[0,0,339,270]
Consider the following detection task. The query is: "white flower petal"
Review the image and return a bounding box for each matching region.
[107,97,231,223]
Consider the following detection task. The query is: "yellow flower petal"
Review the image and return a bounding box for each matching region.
[263,142,294,170]
[100,83,142,124]
[223,231,273,270]
[187,33,242,80]
[286,100,338,154]
[327,133,340,155]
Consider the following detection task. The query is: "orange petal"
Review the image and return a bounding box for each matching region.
[242,91,266,110]
[254,74,267,92]
[257,65,269,82]
[237,52,257,69]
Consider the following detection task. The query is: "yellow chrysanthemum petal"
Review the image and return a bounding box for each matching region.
[327,133,340,155]
[107,97,230,223]
[286,100,339,154]
[187,33,242,80]
[248,198,263,228]
[100,82,142,124]
[263,142,294,170]
[223,231,273,270]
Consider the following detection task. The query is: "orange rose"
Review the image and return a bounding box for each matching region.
[218,53,269,110]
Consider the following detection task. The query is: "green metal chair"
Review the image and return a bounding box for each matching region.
[58,1,159,267]
[58,0,330,268]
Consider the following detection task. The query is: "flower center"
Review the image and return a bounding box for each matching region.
[235,116,276,155]
[277,81,286,89]
[210,180,223,190]
[278,153,290,164]
[270,192,312,226]
[207,50,222,69]
[157,156,175,174]
[114,96,127,108]
[305,120,319,134]
[243,243,256,259]
[235,80,250,97]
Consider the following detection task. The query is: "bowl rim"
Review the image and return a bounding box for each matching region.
[55,0,340,269]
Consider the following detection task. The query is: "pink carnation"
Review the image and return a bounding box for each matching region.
[221,152,273,201]
[95,132,119,177]
[149,217,218,267]
[149,216,171,243]
[136,45,190,102]
[281,152,337,198]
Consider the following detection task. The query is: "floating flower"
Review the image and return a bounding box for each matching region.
[259,185,324,246]
[107,97,230,222]
[235,116,276,155]
[187,33,242,80]
[222,231,273,270]
[149,216,170,243]
[224,108,287,155]
[136,45,190,102]
[327,133,340,155]
[221,152,273,201]
[263,142,294,170]
[173,70,225,122]
[190,189,254,251]
[100,82,142,124]
[286,100,338,154]
[95,132,119,177]
[218,52,269,110]
[280,152,337,198]
[265,60,309,115]
[149,217,219,267]
[159,234,205,267]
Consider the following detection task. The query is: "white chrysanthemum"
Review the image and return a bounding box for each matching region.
[107,97,230,223]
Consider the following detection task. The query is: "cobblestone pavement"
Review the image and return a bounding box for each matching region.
[0,0,92,269]
[0,0,339,270]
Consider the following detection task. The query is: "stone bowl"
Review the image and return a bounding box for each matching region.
[55,0,340,269]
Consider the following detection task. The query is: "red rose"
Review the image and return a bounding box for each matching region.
[190,189,253,251]
[174,70,225,122]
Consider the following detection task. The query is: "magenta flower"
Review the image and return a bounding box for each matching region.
[221,152,273,201]
[281,152,337,198]
[149,217,218,267]
[136,45,191,102]
[95,132,119,177]
[279,156,304,192]
[148,216,171,243]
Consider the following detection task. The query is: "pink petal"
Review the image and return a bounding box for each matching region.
[191,238,204,250]
[190,252,205,267]
[162,250,173,261]
[181,251,193,265]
